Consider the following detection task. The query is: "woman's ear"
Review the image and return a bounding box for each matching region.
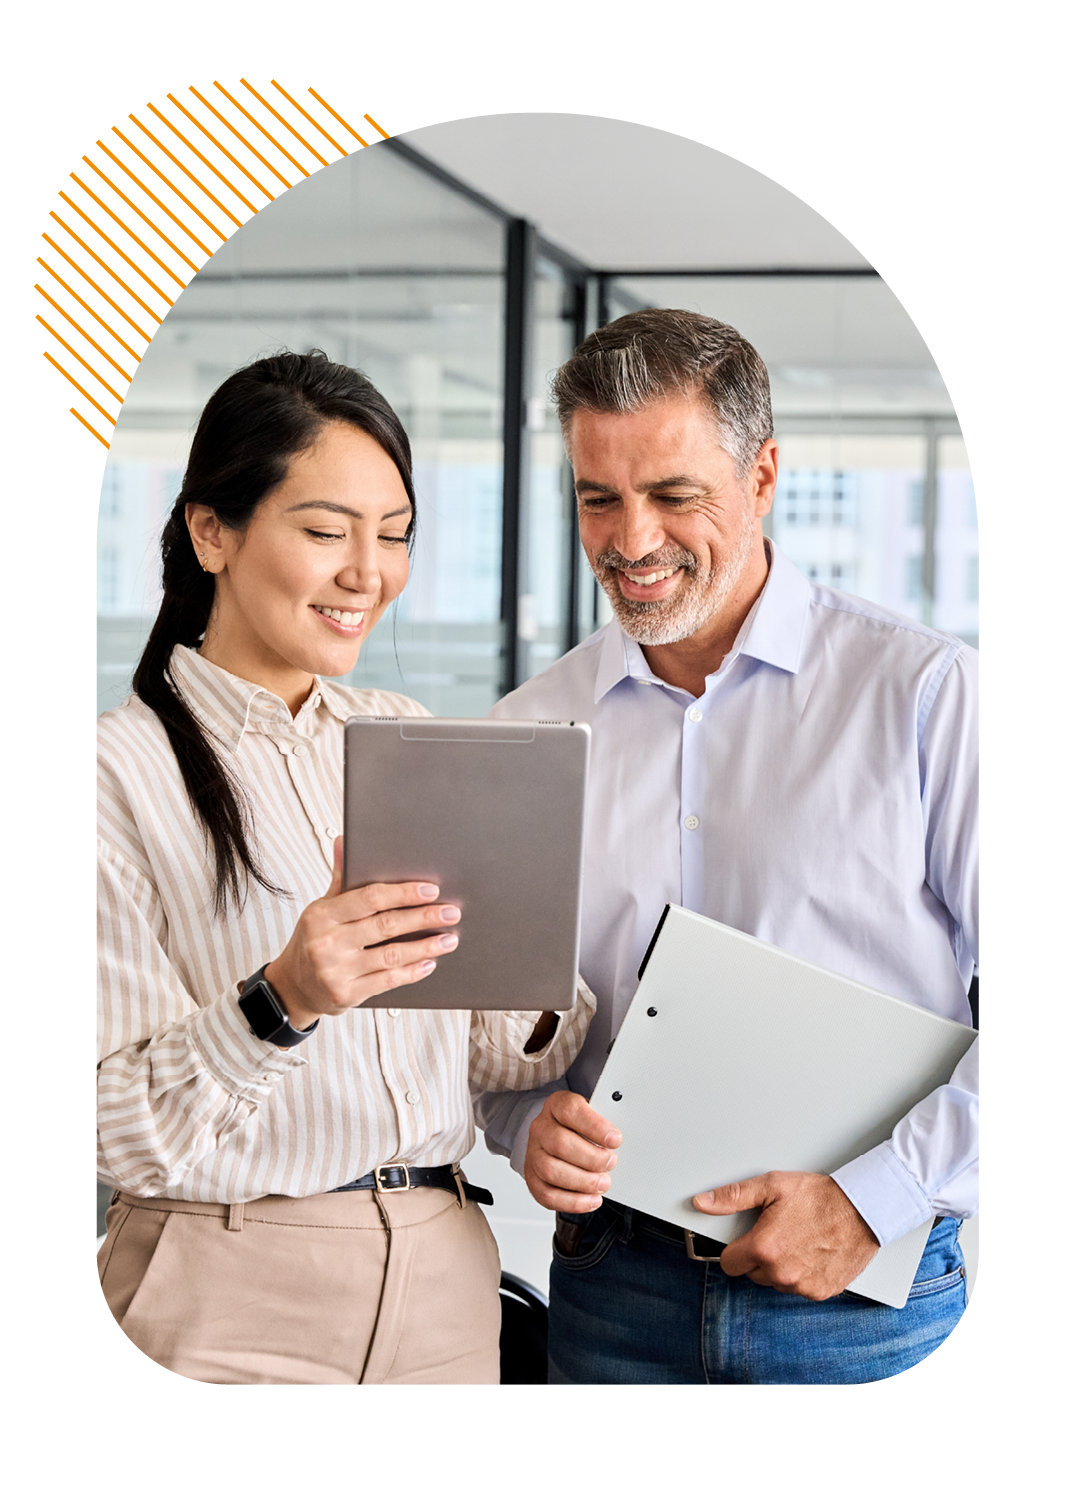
[185,503,225,574]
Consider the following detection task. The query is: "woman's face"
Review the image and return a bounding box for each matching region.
[187,420,412,712]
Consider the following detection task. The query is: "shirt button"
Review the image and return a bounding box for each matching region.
[325,826,338,840]
[684,815,700,830]
[292,743,309,757]
[388,1008,401,1017]
[406,1090,420,1104]
[688,707,703,722]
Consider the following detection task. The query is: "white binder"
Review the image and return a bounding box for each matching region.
[589,905,976,1308]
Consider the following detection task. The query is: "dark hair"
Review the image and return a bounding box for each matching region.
[132,350,415,914]
[551,308,773,474]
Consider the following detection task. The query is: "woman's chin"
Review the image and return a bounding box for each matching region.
[310,638,366,679]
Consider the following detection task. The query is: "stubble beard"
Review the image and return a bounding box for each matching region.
[591,507,759,647]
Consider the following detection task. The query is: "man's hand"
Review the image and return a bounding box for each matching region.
[525,1091,622,1213]
[692,1171,879,1301]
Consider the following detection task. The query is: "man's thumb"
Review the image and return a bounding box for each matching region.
[692,1175,769,1215]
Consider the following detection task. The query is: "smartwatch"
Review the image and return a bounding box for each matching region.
[238,965,319,1048]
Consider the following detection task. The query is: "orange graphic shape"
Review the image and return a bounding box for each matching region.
[1,109,483,432]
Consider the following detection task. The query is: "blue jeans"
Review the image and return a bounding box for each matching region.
[547,1201,967,1384]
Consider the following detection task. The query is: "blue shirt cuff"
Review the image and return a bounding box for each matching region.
[831,1142,934,1246]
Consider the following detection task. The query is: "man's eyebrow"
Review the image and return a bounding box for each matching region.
[575,475,707,495]
[285,501,413,521]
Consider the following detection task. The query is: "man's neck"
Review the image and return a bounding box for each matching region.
[641,550,769,697]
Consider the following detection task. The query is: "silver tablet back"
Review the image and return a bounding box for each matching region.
[343,717,590,1010]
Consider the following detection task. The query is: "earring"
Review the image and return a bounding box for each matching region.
[198,551,208,571]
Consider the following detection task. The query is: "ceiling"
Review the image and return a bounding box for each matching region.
[399,113,1067,459]
[399,114,1067,273]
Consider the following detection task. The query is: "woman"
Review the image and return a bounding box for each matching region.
[97,351,593,1384]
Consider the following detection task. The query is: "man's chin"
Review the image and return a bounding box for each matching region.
[610,598,706,647]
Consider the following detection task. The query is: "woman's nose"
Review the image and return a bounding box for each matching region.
[336,555,379,595]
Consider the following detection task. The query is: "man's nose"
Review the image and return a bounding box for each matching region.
[615,499,665,561]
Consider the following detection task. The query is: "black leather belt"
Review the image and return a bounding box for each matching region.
[330,1163,493,1207]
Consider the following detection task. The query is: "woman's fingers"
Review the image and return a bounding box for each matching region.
[318,901,461,962]
[326,878,446,926]
[323,841,448,931]
[270,869,463,1019]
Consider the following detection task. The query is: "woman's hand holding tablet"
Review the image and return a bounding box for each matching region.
[263,836,462,1031]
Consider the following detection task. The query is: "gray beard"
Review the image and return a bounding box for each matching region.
[592,508,759,646]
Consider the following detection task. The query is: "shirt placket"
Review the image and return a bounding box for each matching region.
[273,734,323,839]
[372,1008,429,1159]
[678,688,709,913]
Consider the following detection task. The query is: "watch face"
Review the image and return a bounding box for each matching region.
[240,980,286,1040]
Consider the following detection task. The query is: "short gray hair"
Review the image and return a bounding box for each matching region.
[552,308,773,475]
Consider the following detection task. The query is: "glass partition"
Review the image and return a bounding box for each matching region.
[604,274,976,646]
[99,142,508,717]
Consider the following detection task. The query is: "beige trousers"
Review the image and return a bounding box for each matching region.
[97,1181,501,1384]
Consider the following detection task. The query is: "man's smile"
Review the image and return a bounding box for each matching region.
[615,567,684,602]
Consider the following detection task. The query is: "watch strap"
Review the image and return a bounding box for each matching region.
[238,965,319,1048]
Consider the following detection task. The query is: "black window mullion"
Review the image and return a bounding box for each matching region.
[501,218,536,697]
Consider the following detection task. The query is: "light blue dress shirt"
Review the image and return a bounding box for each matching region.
[476,542,978,1247]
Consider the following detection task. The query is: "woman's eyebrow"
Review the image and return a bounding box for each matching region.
[285,501,412,521]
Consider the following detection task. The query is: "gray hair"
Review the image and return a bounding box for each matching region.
[551,308,773,475]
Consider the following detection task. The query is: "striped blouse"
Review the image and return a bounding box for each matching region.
[97,644,593,1202]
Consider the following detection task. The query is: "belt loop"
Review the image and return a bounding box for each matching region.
[451,1161,468,1209]
[226,1202,244,1232]
[618,1204,634,1244]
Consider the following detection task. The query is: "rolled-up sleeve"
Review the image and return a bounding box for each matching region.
[467,976,595,1093]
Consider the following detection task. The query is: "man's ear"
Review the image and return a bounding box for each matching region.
[752,438,779,519]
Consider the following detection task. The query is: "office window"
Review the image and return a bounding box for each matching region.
[966,555,979,603]
[906,554,923,601]
[606,276,976,647]
[99,144,508,718]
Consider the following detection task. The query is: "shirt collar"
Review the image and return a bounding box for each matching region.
[592,539,810,703]
[168,645,350,750]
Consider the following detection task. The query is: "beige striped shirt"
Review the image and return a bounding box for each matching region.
[98,645,593,1202]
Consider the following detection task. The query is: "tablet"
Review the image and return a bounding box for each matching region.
[343,716,591,1009]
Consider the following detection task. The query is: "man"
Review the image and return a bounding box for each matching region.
[475,309,977,1385]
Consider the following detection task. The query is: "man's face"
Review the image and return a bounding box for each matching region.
[570,393,777,648]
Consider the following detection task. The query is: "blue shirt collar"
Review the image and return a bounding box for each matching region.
[592,540,810,703]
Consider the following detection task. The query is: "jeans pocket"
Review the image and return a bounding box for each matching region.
[906,1263,966,1301]
[551,1208,621,1272]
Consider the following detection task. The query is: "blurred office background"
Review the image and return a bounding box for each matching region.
[97,114,978,1292]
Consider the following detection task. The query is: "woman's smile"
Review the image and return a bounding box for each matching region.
[311,603,367,636]
[188,419,412,713]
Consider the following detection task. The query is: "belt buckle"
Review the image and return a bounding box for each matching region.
[684,1229,722,1263]
[374,1164,411,1192]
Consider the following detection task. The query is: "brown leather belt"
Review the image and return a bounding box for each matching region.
[557,1200,949,1264]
